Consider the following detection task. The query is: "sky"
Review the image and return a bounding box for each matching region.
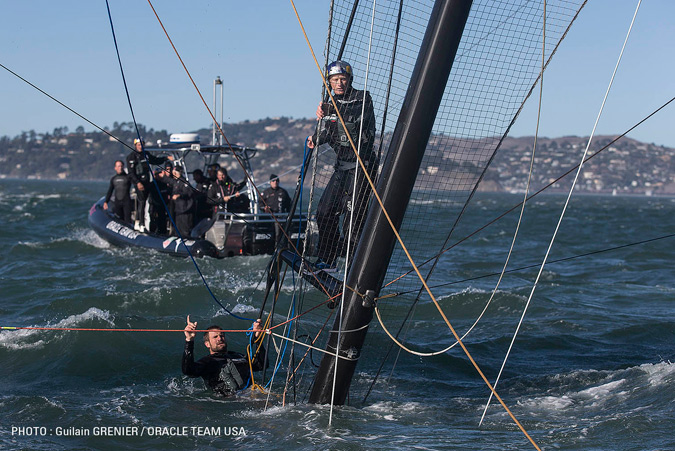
[1,0,673,147]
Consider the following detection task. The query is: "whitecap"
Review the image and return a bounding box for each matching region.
[69,228,110,249]
[0,307,114,350]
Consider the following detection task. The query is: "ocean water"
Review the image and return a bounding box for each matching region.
[0,179,673,450]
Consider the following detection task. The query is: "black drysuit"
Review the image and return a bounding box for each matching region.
[181,340,266,396]
[313,87,377,264]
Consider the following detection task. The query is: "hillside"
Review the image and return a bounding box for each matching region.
[0,118,673,195]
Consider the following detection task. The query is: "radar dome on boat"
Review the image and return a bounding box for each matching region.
[169,133,200,144]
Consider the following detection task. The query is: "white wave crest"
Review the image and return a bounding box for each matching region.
[0,307,114,350]
[71,228,110,249]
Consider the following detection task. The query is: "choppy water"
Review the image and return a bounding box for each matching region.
[0,179,673,450]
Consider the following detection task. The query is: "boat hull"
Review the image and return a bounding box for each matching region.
[87,198,219,258]
[88,198,310,258]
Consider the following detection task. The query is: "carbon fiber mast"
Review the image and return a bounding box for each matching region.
[309,0,474,405]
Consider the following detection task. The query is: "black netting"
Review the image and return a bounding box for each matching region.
[279,0,585,399]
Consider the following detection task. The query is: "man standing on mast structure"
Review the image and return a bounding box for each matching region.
[307,60,377,270]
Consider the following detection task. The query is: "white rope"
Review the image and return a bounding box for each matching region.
[264,294,297,410]
[270,332,357,361]
[480,0,643,422]
[330,0,378,427]
[479,0,548,426]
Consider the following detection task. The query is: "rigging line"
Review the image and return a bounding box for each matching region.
[380,93,675,292]
[375,0,404,163]
[145,1,302,259]
[386,232,675,297]
[364,235,675,358]
[337,0,362,60]
[480,0,547,424]
[270,332,357,362]
[281,143,312,406]
[105,0,253,322]
[290,3,539,444]
[0,327,256,333]
[359,0,411,397]
[330,0,378,427]
[0,62,134,152]
[379,0,591,293]
[284,309,337,403]
[482,0,643,422]
[264,274,296,410]
[283,246,302,406]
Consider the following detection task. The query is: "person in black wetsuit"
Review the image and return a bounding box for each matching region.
[182,316,266,396]
[170,166,194,238]
[259,174,291,214]
[206,163,220,184]
[307,60,377,269]
[148,166,171,235]
[259,174,292,244]
[192,169,212,224]
[103,160,132,223]
[126,138,171,232]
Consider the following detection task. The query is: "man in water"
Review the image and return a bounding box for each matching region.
[103,160,132,223]
[307,60,377,270]
[182,316,266,396]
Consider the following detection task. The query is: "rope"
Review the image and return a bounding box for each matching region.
[476,0,548,425]
[328,0,378,426]
[0,326,255,333]
[481,0,643,424]
[383,232,675,299]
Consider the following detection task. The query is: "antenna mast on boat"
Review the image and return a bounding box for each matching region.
[212,76,223,146]
[309,0,474,405]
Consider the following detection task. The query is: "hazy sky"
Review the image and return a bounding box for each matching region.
[1,1,673,146]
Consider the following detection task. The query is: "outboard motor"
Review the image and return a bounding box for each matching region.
[191,240,221,259]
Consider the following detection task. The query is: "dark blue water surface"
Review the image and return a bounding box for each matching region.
[0,179,673,450]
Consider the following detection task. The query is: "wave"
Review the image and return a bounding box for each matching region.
[70,228,110,249]
[512,361,675,417]
[0,307,114,350]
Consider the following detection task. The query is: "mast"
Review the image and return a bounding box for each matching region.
[309,0,473,405]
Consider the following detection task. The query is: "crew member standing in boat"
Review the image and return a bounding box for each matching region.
[192,169,212,224]
[259,174,291,214]
[206,163,220,184]
[103,160,132,223]
[307,60,377,269]
[182,316,266,396]
[170,165,194,238]
[148,165,171,235]
[260,173,291,244]
[126,138,171,232]
[207,168,247,214]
